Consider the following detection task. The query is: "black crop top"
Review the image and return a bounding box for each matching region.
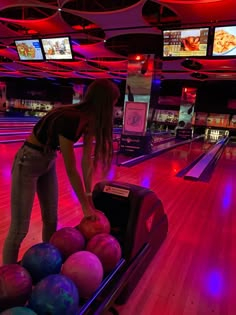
[33,106,89,150]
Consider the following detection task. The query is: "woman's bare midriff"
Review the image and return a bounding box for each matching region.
[26,133,44,147]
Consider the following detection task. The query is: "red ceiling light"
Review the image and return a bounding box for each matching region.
[128,54,146,62]
[159,0,223,3]
[27,29,38,35]
[72,24,99,31]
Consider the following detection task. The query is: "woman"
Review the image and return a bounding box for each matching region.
[2,78,120,264]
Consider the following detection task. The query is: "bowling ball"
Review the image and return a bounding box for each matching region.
[0,307,37,315]
[28,274,79,315]
[86,233,122,273]
[61,251,103,299]
[21,242,62,284]
[77,210,111,240]
[0,264,32,312]
[50,227,85,260]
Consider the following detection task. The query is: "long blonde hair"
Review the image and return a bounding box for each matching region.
[76,79,120,173]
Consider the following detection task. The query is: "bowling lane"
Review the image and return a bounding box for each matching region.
[116,142,236,315]
[120,135,213,168]
[0,133,211,176]
[0,131,31,143]
[0,123,36,128]
[0,127,33,131]
[2,134,117,146]
[0,131,30,136]
[123,138,214,176]
[0,118,38,132]
[0,137,25,143]
[116,132,177,165]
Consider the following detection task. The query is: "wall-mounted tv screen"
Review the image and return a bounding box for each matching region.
[41,36,73,60]
[15,39,44,61]
[212,26,236,56]
[163,28,209,58]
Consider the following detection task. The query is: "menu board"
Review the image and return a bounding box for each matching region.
[41,37,73,60]
[213,26,236,56]
[15,39,44,61]
[163,28,209,57]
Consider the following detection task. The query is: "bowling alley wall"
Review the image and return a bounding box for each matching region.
[147,78,236,132]
[3,78,75,117]
[1,72,236,133]
[112,53,236,133]
[2,77,126,119]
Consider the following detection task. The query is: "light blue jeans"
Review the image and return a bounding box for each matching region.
[2,144,58,264]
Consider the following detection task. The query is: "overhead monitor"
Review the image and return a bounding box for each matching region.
[15,39,44,61]
[212,26,236,56]
[41,36,73,60]
[163,27,209,58]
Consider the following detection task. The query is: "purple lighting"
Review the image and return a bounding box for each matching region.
[70,188,77,202]
[107,167,115,180]
[206,270,223,297]
[222,183,232,211]
[141,175,150,188]
[2,166,11,180]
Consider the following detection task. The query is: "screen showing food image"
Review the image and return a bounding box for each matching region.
[213,26,236,56]
[163,28,209,57]
[41,37,73,60]
[15,39,44,61]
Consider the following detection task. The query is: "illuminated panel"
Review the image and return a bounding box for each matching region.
[163,28,209,57]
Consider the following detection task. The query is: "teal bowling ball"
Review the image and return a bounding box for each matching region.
[0,307,37,314]
[28,274,79,315]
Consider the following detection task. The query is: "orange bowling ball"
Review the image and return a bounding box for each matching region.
[77,210,111,240]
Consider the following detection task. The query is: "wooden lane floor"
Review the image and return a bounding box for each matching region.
[118,143,236,315]
[0,140,236,315]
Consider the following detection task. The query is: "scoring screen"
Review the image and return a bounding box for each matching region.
[163,28,209,58]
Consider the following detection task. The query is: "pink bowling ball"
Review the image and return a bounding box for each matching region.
[61,251,104,299]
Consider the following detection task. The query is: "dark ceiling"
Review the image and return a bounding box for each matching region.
[0,0,235,83]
